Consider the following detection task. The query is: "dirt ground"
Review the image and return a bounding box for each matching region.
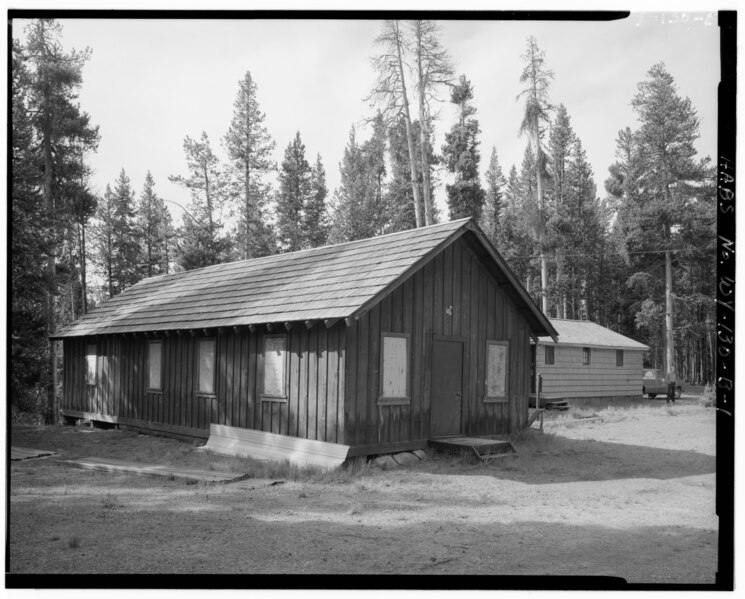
[8,395,718,585]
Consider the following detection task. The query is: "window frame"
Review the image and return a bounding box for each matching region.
[197,337,217,396]
[582,347,592,366]
[378,332,411,406]
[484,339,509,404]
[147,339,164,392]
[261,334,288,402]
[544,345,555,365]
[616,349,624,367]
[85,342,97,387]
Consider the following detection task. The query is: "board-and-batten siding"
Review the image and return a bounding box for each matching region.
[62,324,346,443]
[344,237,533,453]
[537,345,644,399]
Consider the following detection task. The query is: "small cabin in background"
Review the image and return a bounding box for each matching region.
[533,319,649,402]
[53,218,557,462]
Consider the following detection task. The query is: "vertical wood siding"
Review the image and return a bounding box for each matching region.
[61,236,534,452]
[344,237,533,452]
[62,324,346,443]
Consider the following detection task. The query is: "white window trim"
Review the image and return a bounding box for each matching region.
[484,339,509,403]
[378,332,411,406]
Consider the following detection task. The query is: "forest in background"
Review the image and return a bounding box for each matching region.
[10,19,716,422]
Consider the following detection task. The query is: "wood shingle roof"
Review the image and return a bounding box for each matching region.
[53,218,557,339]
[538,319,649,350]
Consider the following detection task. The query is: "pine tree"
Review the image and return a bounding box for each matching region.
[368,20,425,227]
[410,20,454,226]
[304,154,329,248]
[21,19,100,422]
[442,75,486,221]
[481,147,507,247]
[330,128,375,242]
[385,115,424,232]
[223,71,276,259]
[276,132,312,252]
[517,36,554,314]
[11,38,48,413]
[497,162,536,295]
[170,132,232,269]
[93,184,116,297]
[546,104,576,317]
[112,170,141,291]
[608,63,715,384]
[136,171,173,278]
[92,170,140,297]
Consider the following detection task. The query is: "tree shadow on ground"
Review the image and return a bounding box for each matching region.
[7,496,719,584]
[421,435,716,485]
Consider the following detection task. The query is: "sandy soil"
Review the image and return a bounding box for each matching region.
[8,399,718,585]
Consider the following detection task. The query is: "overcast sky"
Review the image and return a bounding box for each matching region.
[11,12,720,224]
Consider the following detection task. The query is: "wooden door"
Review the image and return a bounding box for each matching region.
[430,338,464,438]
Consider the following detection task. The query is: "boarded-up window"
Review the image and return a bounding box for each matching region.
[86,343,96,385]
[263,335,287,398]
[148,340,163,390]
[198,338,216,394]
[583,347,591,366]
[616,349,624,367]
[544,345,555,365]
[380,334,409,401]
[485,340,508,400]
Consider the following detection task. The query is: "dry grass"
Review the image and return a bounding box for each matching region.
[9,404,717,582]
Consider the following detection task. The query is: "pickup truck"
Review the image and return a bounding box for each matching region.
[642,368,683,399]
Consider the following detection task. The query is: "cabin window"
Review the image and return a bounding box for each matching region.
[379,333,410,404]
[262,335,287,400]
[198,338,216,395]
[485,340,508,402]
[148,340,163,391]
[583,347,591,365]
[544,345,555,365]
[85,343,97,386]
[616,349,624,367]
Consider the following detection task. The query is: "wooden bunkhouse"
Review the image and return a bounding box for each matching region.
[533,318,649,403]
[53,218,557,464]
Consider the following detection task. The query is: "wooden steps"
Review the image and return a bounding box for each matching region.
[201,424,350,470]
[428,436,517,461]
[544,400,570,411]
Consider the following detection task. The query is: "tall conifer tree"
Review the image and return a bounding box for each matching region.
[442,75,486,220]
[170,132,232,269]
[481,147,507,246]
[518,36,553,314]
[224,71,275,259]
[276,132,312,252]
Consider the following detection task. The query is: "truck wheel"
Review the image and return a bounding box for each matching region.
[675,387,682,399]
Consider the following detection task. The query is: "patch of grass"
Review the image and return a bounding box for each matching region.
[101,494,118,509]
[347,503,364,516]
[68,536,81,549]
[699,384,715,408]
[570,407,599,420]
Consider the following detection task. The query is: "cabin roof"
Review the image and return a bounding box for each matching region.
[538,319,649,350]
[53,218,557,340]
